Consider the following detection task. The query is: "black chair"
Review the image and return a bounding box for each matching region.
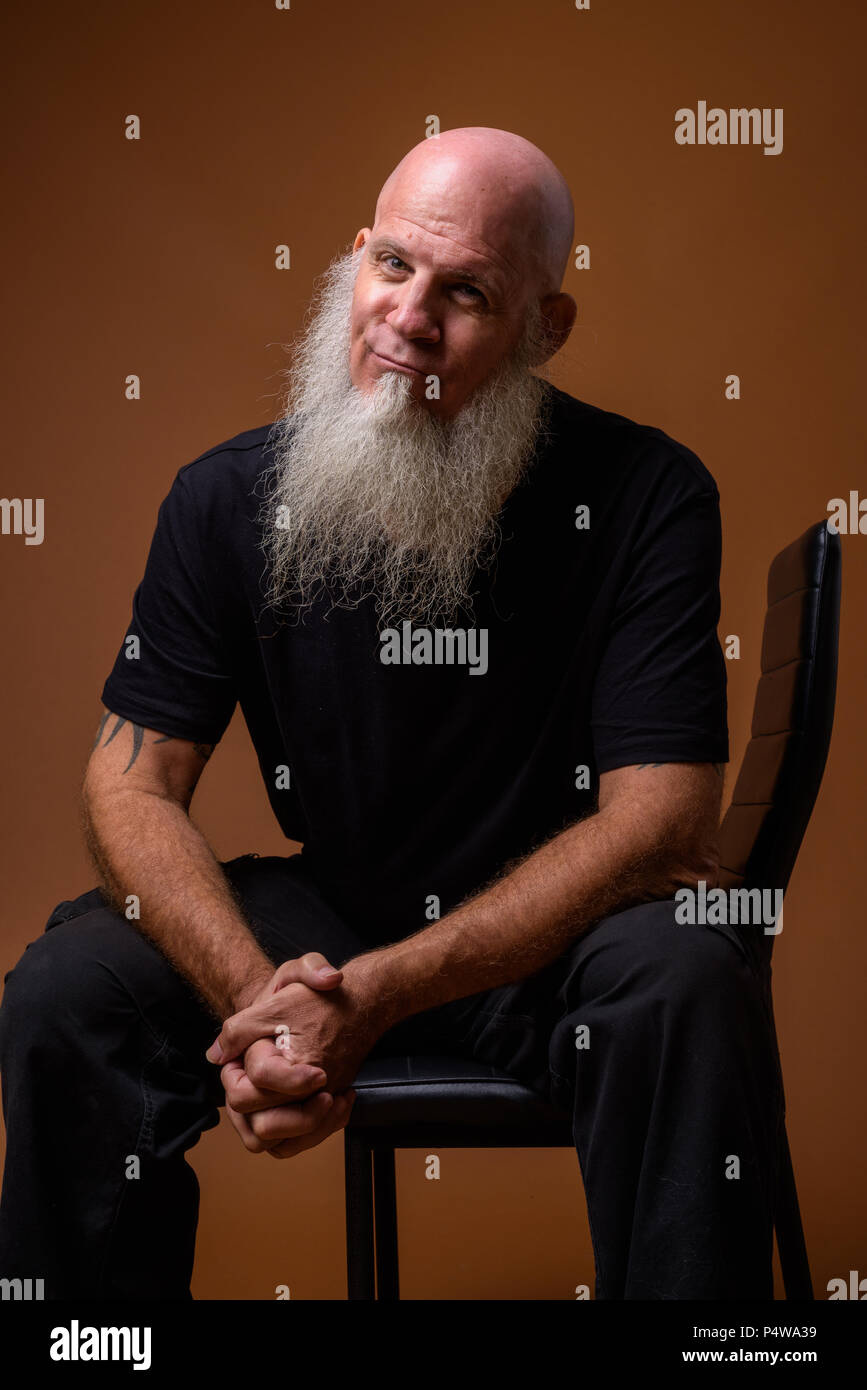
[344,519,842,1300]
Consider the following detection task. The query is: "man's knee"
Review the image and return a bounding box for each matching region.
[1,911,124,1048]
[581,896,760,1018]
[546,897,774,1106]
[0,906,189,1063]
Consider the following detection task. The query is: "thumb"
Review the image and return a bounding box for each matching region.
[270,952,343,993]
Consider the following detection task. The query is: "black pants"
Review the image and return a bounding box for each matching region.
[0,852,784,1300]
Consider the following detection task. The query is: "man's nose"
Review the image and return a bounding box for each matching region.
[385,285,441,342]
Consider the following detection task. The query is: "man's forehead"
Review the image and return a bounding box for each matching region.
[374,154,541,283]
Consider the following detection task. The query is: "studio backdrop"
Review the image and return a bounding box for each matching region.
[1,0,864,1299]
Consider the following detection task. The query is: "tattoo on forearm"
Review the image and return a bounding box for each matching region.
[636,761,726,779]
[93,711,213,774]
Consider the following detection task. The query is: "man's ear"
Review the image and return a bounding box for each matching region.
[535,292,578,364]
[352,227,371,253]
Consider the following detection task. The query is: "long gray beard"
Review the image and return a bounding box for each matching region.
[256,246,554,628]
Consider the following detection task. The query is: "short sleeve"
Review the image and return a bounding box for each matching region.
[100,470,238,744]
[591,484,729,773]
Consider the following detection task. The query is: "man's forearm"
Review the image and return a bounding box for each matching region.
[344,786,718,1031]
[81,787,274,1022]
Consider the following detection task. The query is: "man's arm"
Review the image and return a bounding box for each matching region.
[81,705,278,1022]
[339,761,724,1030]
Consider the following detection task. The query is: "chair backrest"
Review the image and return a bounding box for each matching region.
[718,519,841,914]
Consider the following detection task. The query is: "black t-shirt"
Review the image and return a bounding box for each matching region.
[101,383,728,944]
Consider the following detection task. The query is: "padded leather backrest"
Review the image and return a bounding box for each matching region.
[718,520,841,897]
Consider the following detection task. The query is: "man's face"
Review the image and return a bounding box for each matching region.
[349,207,528,419]
[258,242,552,628]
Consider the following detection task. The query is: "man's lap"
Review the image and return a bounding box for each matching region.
[19,857,773,1093]
[23,853,474,1066]
[418,895,776,1100]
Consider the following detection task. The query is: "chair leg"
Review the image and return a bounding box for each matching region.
[344,1130,376,1299]
[775,1122,814,1299]
[373,1146,400,1301]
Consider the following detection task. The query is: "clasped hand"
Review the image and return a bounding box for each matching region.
[205,953,378,1160]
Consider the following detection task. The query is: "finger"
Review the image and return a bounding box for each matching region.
[243,1035,327,1095]
[249,1091,338,1145]
[219,1050,322,1106]
[226,1091,335,1155]
[209,1003,325,1065]
[224,1056,326,1112]
[225,1098,269,1154]
[206,1008,274,1064]
[243,1043,332,1098]
[266,1091,357,1161]
[269,953,343,994]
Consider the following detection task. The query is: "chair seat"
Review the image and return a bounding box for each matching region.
[349,1053,574,1145]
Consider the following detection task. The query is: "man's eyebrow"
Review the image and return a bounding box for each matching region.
[367,237,500,294]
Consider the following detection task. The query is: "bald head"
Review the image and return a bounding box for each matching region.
[349,126,576,417]
[374,127,574,296]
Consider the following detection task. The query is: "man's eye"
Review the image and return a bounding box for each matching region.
[455,283,485,302]
[384,255,406,271]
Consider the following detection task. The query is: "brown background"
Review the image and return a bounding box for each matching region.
[1,0,864,1299]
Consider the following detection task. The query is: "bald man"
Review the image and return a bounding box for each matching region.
[0,128,782,1301]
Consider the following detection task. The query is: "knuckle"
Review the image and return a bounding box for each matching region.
[227,1107,263,1153]
[248,1112,270,1141]
[224,1082,242,1110]
[245,1055,268,1088]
